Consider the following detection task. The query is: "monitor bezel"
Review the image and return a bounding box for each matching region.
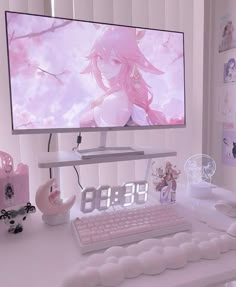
[5,10,186,135]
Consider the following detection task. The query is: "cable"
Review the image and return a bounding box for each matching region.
[47,133,52,152]
[72,132,83,190]
[47,132,84,190]
[73,165,83,190]
[47,133,53,193]
[72,131,82,151]
[48,133,52,180]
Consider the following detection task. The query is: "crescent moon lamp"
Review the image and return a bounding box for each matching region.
[35,178,76,226]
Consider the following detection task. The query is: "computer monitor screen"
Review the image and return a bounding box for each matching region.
[5,11,185,134]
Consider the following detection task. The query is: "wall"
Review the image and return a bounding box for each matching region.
[204,0,236,192]
[0,0,204,198]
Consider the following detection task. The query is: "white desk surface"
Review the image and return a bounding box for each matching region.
[1,187,236,287]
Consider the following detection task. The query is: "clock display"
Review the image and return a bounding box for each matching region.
[81,181,148,213]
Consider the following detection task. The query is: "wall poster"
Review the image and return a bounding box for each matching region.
[222,129,236,166]
[217,88,235,126]
[219,14,236,53]
[224,58,236,83]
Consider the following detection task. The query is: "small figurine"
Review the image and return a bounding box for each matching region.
[0,202,36,234]
[152,161,181,203]
[35,178,76,226]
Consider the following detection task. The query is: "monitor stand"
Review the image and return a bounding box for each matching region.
[76,131,144,159]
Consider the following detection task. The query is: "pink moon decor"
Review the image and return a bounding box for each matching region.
[35,178,76,226]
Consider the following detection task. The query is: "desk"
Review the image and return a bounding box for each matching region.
[0,186,236,287]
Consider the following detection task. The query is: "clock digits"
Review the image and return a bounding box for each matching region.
[96,185,111,210]
[110,186,125,206]
[135,181,148,204]
[123,182,135,207]
[81,187,96,213]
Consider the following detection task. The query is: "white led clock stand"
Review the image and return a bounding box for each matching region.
[80,180,149,213]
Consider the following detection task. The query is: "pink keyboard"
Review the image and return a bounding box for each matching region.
[72,204,191,254]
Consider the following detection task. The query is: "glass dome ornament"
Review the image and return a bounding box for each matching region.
[184,154,216,199]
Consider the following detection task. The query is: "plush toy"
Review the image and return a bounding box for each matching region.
[0,202,36,233]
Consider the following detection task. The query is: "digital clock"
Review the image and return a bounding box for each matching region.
[81,180,148,213]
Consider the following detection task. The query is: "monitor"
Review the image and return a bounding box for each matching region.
[5,11,186,136]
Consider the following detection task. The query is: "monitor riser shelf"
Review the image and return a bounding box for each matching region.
[38,149,177,169]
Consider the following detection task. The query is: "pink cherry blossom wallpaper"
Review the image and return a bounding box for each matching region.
[6,12,185,132]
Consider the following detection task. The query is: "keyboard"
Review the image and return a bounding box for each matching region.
[71,203,191,254]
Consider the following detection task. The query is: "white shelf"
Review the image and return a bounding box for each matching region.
[38,148,177,168]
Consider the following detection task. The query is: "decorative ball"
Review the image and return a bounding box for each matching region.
[230,236,236,250]
[191,232,210,245]
[62,267,100,287]
[221,234,236,250]
[219,234,231,252]
[218,237,230,253]
[191,238,200,245]
[163,246,187,269]
[210,238,225,253]
[180,242,201,262]
[62,272,80,287]
[161,237,178,247]
[126,244,144,256]
[227,222,236,237]
[87,253,106,267]
[70,262,87,272]
[151,246,164,254]
[62,272,81,287]
[138,251,166,275]
[104,246,127,258]
[173,232,192,244]
[198,241,220,260]
[192,232,210,241]
[84,267,101,287]
[136,238,160,251]
[99,263,124,287]
[105,256,119,264]
[207,232,219,239]
[119,256,142,278]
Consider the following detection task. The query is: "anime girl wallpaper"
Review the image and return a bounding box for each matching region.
[6,12,185,131]
[79,26,169,127]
